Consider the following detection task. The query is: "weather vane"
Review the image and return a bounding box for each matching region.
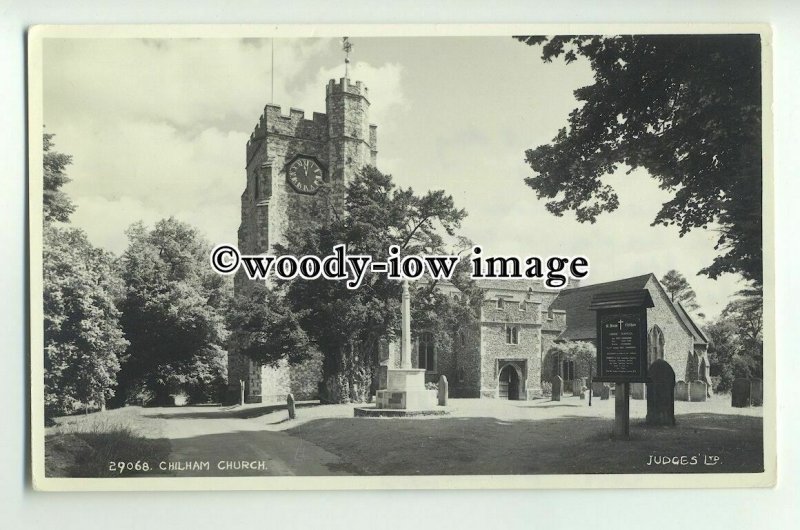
[342,37,353,77]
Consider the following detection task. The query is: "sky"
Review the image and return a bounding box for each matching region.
[42,35,747,319]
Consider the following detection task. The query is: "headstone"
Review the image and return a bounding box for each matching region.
[750,378,763,407]
[600,385,610,400]
[573,378,584,397]
[286,393,296,419]
[731,378,752,407]
[551,375,563,401]
[438,375,448,406]
[592,381,605,397]
[675,380,689,401]
[630,382,646,400]
[580,390,586,400]
[689,380,708,402]
[646,359,676,426]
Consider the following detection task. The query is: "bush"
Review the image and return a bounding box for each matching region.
[541,381,552,397]
[45,412,170,477]
[123,382,155,407]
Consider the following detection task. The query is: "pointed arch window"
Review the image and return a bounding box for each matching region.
[418,331,436,372]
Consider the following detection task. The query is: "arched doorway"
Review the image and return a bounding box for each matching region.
[498,364,520,400]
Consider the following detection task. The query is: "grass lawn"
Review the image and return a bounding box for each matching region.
[45,407,172,478]
[288,399,763,475]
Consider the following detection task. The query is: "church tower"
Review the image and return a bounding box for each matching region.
[227,77,378,404]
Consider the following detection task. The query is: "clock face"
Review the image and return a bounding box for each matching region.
[287,157,324,194]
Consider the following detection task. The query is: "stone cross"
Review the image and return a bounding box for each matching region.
[401,279,412,369]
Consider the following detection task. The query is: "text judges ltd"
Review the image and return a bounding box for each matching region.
[210,244,589,289]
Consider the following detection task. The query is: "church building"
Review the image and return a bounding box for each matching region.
[227,76,377,404]
[227,75,710,404]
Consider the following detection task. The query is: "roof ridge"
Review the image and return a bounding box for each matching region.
[560,273,653,293]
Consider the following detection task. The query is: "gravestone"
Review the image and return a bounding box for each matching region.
[573,378,584,397]
[592,381,605,397]
[689,380,708,402]
[438,375,448,406]
[600,385,610,400]
[551,375,563,402]
[675,380,689,401]
[750,378,763,407]
[731,378,751,407]
[646,359,676,426]
[580,390,586,400]
[630,383,646,400]
[286,393,296,419]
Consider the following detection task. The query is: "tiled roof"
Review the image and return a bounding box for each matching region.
[673,301,709,345]
[550,274,653,341]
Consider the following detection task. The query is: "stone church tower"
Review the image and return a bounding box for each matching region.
[227,77,378,403]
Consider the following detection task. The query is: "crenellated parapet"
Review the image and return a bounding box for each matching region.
[325,77,370,102]
[246,104,329,165]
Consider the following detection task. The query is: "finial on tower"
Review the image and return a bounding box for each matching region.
[342,37,353,77]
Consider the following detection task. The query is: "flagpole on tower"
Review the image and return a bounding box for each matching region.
[270,38,275,103]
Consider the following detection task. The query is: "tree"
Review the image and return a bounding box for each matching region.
[226,281,310,367]
[545,340,596,382]
[515,35,762,286]
[43,225,128,415]
[117,218,229,405]
[43,132,76,223]
[660,269,700,312]
[276,166,468,403]
[706,289,763,391]
[410,256,482,378]
[42,132,127,415]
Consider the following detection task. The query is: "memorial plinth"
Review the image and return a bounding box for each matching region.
[375,368,434,410]
[355,280,447,417]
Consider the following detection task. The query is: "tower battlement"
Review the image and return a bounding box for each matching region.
[326,77,370,101]
[246,104,328,165]
[230,74,379,405]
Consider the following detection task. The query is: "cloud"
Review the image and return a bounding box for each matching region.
[44,38,332,137]
[291,60,407,135]
[41,36,743,319]
[43,37,407,259]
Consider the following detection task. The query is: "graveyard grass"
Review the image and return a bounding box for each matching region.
[45,407,171,477]
[285,397,763,475]
[43,397,763,477]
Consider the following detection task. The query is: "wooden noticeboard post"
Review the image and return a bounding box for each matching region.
[589,290,654,439]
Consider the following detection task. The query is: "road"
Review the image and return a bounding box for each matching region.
[139,405,357,476]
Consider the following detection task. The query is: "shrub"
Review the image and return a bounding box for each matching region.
[45,412,170,477]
